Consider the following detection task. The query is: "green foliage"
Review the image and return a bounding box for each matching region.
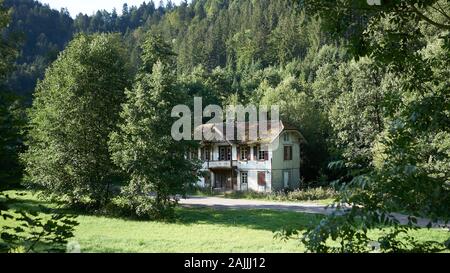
[2,0,73,98]
[0,92,25,187]
[299,207,446,253]
[328,57,386,168]
[140,33,177,73]
[4,0,344,182]
[224,187,338,203]
[257,71,331,182]
[109,35,201,219]
[298,0,450,253]
[0,1,78,254]
[2,0,448,253]
[0,0,24,187]
[22,33,131,207]
[0,0,16,80]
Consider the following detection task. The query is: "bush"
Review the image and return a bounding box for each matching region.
[224,187,338,202]
[186,186,215,197]
[287,187,337,201]
[106,194,177,220]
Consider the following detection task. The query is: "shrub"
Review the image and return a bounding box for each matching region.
[287,187,337,201]
[224,187,338,202]
[106,194,177,220]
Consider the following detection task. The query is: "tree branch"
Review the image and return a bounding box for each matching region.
[410,5,450,30]
[434,2,450,21]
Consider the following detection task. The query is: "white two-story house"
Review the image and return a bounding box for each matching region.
[192,121,304,192]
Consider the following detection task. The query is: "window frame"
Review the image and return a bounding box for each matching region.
[240,172,248,185]
[239,146,250,161]
[219,146,232,161]
[284,145,293,161]
[201,147,211,161]
[256,145,269,161]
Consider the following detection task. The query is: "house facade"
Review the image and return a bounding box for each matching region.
[193,121,304,192]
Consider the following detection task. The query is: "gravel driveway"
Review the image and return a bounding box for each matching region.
[179,196,449,229]
[179,196,334,215]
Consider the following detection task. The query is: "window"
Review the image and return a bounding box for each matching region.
[284,133,290,142]
[284,146,293,161]
[219,146,232,161]
[240,172,248,184]
[283,170,291,188]
[255,145,268,161]
[201,147,210,161]
[239,146,250,160]
[190,150,198,160]
[258,172,266,186]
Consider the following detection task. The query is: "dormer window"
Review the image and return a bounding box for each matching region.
[284,132,290,142]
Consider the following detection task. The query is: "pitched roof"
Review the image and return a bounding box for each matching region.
[194,120,305,144]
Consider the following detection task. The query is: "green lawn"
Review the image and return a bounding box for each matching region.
[1,191,449,253]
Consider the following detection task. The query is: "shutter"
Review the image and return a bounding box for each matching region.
[258,172,266,186]
[264,150,269,161]
[284,146,287,160]
[254,146,258,159]
[237,146,240,160]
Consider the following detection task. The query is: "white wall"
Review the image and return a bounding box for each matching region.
[271,131,301,190]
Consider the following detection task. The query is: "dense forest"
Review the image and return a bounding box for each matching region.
[2,0,340,181]
[0,0,449,253]
[2,0,330,101]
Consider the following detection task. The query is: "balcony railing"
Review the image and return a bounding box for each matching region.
[206,160,238,169]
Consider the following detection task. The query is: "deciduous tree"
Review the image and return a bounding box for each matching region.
[22,33,130,207]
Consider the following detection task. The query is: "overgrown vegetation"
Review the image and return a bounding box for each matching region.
[294,0,450,253]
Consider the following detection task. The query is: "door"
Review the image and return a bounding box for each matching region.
[240,172,248,191]
[214,171,232,190]
[258,172,266,192]
[216,173,226,189]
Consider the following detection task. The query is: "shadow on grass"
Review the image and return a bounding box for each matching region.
[6,191,323,232]
[4,192,59,212]
[175,207,323,232]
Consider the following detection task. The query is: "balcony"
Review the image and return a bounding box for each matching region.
[207,160,238,169]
